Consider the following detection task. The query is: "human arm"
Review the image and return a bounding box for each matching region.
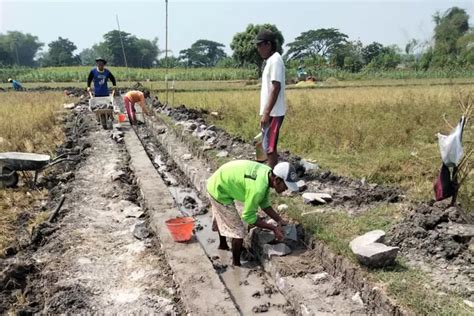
[109,72,117,86]
[138,99,149,115]
[87,71,94,91]
[242,189,284,241]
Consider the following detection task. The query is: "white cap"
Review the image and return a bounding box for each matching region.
[273,162,299,192]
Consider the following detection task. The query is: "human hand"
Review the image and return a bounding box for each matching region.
[273,226,284,241]
[260,113,270,128]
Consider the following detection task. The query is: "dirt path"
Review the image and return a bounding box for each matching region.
[20,118,182,314]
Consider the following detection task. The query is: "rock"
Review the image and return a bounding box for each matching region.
[350,230,398,268]
[349,230,386,247]
[133,221,150,240]
[296,180,307,192]
[111,170,126,181]
[206,124,217,131]
[216,150,228,158]
[277,204,288,211]
[206,137,217,145]
[351,243,398,268]
[443,223,474,239]
[325,287,340,296]
[252,304,269,313]
[469,242,474,255]
[63,103,75,109]
[351,292,364,306]
[284,225,298,241]
[263,243,292,257]
[210,111,219,117]
[310,272,329,284]
[257,230,276,246]
[121,203,143,218]
[302,192,332,205]
[301,159,319,173]
[182,154,192,160]
[464,299,474,308]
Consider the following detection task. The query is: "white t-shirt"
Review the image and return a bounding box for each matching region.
[260,52,286,117]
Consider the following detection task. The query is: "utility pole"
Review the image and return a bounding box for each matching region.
[165,0,169,104]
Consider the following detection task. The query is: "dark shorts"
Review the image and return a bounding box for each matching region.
[262,116,284,154]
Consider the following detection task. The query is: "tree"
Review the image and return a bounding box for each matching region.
[100,30,159,68]
[365,45,402,69]
[361,42,384,65]
[285,28,348,61]
[432,7,470,66]
[179,39,227,67]
[457,30,474,65]
[78,48,97,66]
[0,31,43,66]
[331,41,364,72]
[230,23,284,72]
[42,37,78,66]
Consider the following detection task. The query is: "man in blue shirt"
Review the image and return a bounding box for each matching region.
[87,58,117,97]
[8,78,23,91]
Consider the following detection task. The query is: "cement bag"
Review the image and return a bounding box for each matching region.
[437,116,465,167]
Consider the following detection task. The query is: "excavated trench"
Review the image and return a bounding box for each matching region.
[127,114,379,315]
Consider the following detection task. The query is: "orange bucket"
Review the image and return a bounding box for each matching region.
[165,217,195,242]
[118,113,127,122]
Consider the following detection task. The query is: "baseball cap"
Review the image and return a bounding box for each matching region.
[95,57,107,64]
[273,162,299,192]
[255,29,276,44]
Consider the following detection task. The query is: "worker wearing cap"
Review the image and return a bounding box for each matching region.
[87,58,116,97]
[255,29,286,169]
[123,90,150,125]
[206,160,298,266]
[8,78,23,91]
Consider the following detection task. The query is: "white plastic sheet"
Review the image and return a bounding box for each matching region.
[437,116,465,167]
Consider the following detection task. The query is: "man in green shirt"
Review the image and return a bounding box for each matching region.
[207,160,299,266]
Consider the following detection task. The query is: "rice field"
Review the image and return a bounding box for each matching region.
[0,92,67,251]
[172,84,473,208]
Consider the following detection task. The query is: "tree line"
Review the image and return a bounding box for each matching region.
[0,7,472,73]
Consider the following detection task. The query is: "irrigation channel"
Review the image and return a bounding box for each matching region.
[2,94,407,315]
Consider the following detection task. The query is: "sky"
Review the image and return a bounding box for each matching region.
[0,0,473,57]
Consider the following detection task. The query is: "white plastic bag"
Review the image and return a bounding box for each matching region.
[437,116,465,167]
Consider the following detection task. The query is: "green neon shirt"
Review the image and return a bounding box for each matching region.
[207,160,272,224]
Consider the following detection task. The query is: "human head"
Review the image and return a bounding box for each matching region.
[270,162,299,194]
[95,57,107,70]
[143,90,150,98]
[255,29,277,59]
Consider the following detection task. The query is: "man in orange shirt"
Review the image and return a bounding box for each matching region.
[123,90,150,125]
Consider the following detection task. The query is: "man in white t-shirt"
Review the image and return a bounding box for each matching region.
[255,29,286,168]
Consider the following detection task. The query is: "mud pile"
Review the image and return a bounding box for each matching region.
[388,204,473,298]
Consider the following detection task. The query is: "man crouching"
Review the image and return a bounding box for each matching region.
[206,160,299,266]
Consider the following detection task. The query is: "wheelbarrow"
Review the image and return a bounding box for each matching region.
[88,91,118,130]
[0,152,75,188]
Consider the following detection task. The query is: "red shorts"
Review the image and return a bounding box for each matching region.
[262,116,284,154]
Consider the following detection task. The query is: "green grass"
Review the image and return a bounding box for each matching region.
[2,66,474,84]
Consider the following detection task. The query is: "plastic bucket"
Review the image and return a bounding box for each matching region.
[118,113,127,122]
[165,217,195,242]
